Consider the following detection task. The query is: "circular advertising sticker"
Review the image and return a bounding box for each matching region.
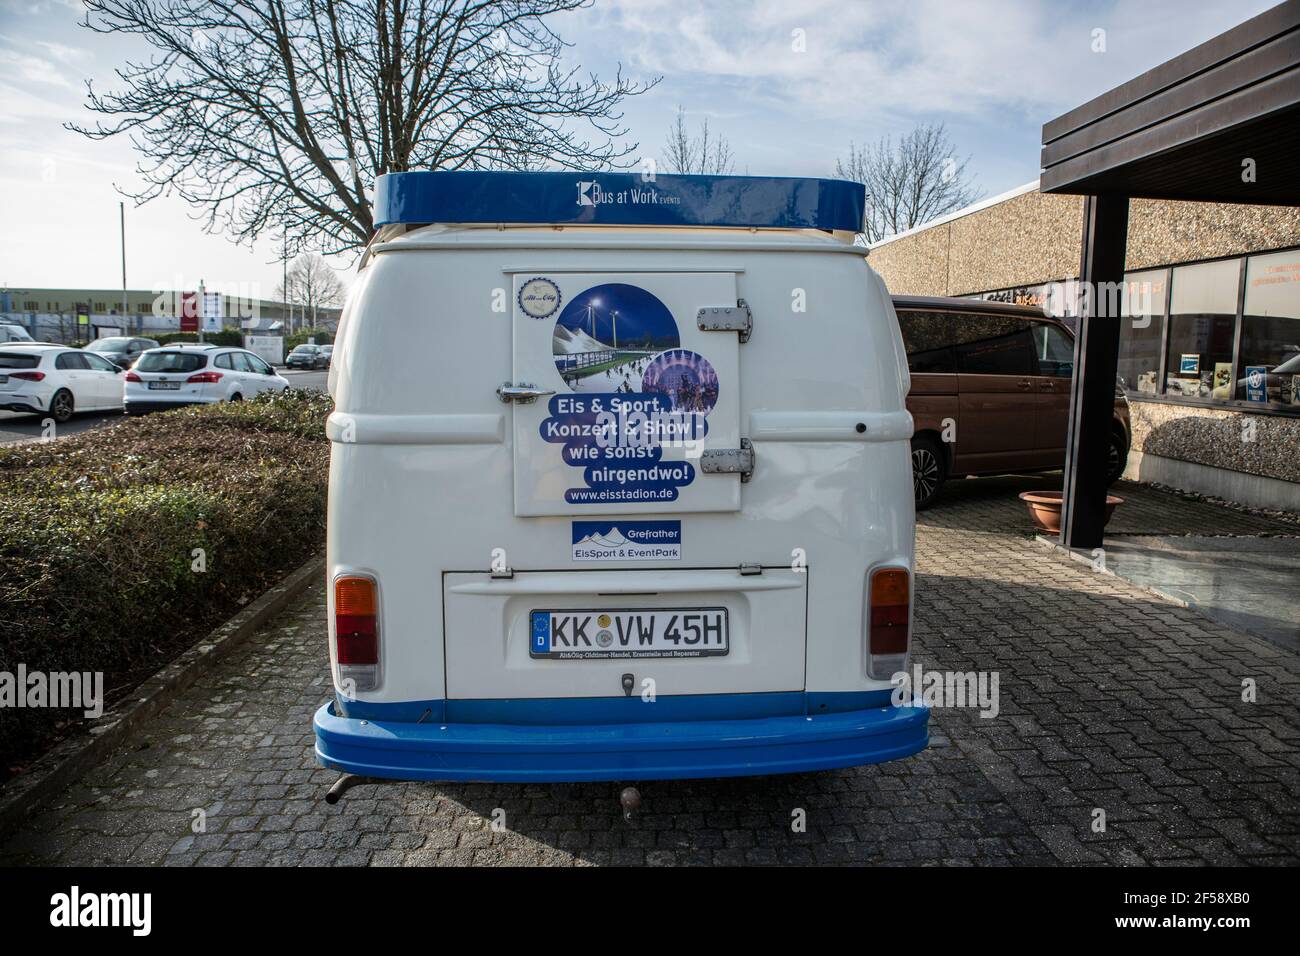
[518,277,562,319]
[641,349,720,415]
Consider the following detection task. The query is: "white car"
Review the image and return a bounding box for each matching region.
[1,323,36,344]
[124,344,289,414]
[0,343,125,423]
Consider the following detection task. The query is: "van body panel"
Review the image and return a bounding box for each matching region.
[321,176,926,782]
[443,568,807,700]
[955,372,1041,472]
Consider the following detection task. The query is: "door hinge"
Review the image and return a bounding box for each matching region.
[696,298,752,343]
[700,437,754,482]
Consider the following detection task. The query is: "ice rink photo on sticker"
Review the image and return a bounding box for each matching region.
[552,283,679,393]
[641,349,720,414]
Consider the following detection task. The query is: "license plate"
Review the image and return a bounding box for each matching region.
[529,607,728,660]
[148,381,181,390]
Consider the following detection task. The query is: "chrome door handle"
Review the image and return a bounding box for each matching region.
[1017,379,1032,390]
[497,382,556,404]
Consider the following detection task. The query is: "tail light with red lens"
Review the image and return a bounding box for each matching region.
[867,566,910,680]
[186,371,223,384]
[334,574,379,692]
[10,371,45,381]
[124,371,142,382]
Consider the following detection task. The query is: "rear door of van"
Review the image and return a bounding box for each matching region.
[897,309,959,449]
[954,314,1041,473]
[442,270,808,708]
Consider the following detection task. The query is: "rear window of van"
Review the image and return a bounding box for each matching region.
[137,352,207,373]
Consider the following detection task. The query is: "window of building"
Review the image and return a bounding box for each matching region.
[1164,259,1239,402]
[1238,249,1300,406]
[93,301,107,312]
[1117,268,1167,397]
[23,300,38,311]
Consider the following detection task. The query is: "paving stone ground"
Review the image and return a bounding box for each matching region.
[3,477,1297,866]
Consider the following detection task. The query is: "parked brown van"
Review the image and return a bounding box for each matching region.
[893,296,1131,509]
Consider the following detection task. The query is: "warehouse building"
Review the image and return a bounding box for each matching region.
[868,184,1300,511]
[0,287,341,342]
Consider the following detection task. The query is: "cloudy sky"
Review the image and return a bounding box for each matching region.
[0,0,1278,297]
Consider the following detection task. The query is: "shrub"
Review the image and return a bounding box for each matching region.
[285,328,333,351]
[154,329,244,347]
[0,390,332,778]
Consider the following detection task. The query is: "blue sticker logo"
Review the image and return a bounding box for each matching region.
[531,611,551,653]
[572,520,682,562]
[1245,366,1268,402]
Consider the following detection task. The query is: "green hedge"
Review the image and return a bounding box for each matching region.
[154,329,244,347]
[285,328,333,351]
[0,390,331,778]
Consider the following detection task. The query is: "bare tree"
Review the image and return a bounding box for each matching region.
[277,253,346,330]
[71,0,658,254]
[835,123,978,243]
[661,106,734,175]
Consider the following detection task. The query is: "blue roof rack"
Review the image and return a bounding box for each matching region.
[374,171,865,233]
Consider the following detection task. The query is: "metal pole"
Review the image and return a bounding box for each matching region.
[198,277,205,344]
[119,202,128,329]
[1060,194,1129,550]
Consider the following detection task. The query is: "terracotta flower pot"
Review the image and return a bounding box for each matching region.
[1018,490,1124,534]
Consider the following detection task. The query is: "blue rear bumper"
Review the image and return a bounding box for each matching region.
[313,697,929,783]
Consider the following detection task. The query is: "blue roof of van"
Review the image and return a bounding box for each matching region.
[374,171,865,232]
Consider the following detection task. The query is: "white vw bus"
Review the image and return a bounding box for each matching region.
[314,171,928,786]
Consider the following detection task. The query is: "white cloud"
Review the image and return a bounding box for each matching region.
[581,0,1277,124]
[0,46,78,89]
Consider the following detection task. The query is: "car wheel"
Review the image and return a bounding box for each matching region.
[911,436,947,510]
[1106,430,1129,484]
[49,389,74,424]
[230,393,243,403]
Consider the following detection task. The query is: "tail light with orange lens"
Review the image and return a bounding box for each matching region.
[867,566,910,680]
[334,574,379,692]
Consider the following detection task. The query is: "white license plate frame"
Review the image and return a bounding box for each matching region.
[529,607,729,660]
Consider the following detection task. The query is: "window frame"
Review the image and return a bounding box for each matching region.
[975,244,1300,418]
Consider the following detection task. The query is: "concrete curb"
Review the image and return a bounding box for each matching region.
[0,552,325,842]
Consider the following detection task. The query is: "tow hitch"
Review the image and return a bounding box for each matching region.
[619,786,642,822]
